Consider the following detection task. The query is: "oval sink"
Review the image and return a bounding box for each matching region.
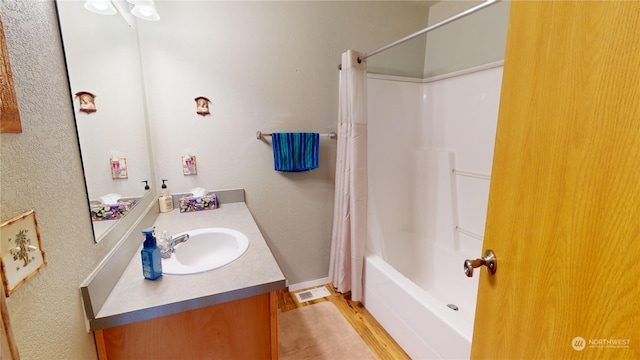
[161,228,249,275]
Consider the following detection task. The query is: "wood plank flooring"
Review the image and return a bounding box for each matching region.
[277,285,410,360]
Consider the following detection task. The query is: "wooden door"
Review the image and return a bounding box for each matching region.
[471,2,640,359]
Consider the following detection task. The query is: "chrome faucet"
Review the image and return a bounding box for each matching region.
[160,233,190,258]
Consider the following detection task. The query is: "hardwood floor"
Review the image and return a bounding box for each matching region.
[277,285,410,360]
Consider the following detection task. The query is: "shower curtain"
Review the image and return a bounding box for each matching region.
[329,50,368,302]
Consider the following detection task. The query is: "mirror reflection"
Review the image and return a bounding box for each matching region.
[57,1,153,242]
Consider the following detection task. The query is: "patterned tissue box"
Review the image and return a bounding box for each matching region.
[179,193,218,212]
[91,199,136,221]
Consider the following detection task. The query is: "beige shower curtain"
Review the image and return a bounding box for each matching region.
[329,50,368,302]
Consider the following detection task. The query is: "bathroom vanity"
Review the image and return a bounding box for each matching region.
[80,190,286,359]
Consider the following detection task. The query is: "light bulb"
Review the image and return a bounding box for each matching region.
[130,0,160,21]
[84,0,117,15]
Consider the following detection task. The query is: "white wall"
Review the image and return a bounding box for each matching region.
[136,1,430,284]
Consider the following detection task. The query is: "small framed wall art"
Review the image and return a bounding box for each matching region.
[0,210,47,297]
[194,96,210,116]
[182,155,197,175]
[75,91,97,113]
[110,157,128,179]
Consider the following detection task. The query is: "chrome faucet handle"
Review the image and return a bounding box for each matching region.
[464,249,497,277]
[160,234,190,259]
[158,240,173,258]
[157,230,174,258]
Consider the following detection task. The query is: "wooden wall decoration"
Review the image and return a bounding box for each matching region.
[195,96,211,116]
[0,210,47,297]
[75,91,97,113]
[0,18,22,133]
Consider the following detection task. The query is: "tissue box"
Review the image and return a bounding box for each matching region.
[91,199,136,221]
[179,193,218,212]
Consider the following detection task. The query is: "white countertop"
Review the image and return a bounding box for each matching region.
[89,202,286,330]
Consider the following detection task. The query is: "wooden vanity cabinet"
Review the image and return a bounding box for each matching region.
[94,292,279,359]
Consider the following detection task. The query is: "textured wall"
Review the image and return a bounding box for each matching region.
[0,1,121,359]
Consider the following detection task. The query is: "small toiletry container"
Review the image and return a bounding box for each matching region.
[158,179,173,213]
[159,192,173,213]
[141,226,163,280]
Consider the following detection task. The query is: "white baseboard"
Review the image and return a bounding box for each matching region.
[288,276,331,292]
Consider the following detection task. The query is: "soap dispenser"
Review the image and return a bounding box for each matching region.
[141,226,162,280]
[158,179,173,213]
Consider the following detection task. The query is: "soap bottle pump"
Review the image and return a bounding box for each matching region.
[158,179,173,213]
[141,226,162,280]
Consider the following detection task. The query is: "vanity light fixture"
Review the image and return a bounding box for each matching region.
[83,0,160,22]
[127,0,160,21]
[84,0,117,15]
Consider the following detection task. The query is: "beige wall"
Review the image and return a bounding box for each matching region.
[423,0,510,77]
[138,1,429,286]
[0,1,429,358]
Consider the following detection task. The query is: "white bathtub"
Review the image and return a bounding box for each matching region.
[364,252,476,359]
[363,147,482,359]
[364,68,500,359]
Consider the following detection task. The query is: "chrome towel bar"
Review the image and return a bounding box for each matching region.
[256,131,337,140]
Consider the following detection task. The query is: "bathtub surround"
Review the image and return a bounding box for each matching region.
[329,50,368,302]
[364,64,502,358]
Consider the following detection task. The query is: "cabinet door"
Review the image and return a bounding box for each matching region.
[96,292,278,359]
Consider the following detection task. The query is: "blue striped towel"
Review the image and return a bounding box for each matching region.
[272,132,319,172]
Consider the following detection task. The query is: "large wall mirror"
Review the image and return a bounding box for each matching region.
[56,0,154,242]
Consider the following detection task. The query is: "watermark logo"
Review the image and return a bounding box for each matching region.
[572,336,631,351]
[572,337,586,351]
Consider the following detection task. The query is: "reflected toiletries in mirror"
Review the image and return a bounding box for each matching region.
[56,0,153,242]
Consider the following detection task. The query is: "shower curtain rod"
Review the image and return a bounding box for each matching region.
[339,0,501,68]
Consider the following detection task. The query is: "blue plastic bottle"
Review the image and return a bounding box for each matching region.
[141,226,162,280]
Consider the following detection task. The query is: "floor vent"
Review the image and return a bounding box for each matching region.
[294,286,331,303]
